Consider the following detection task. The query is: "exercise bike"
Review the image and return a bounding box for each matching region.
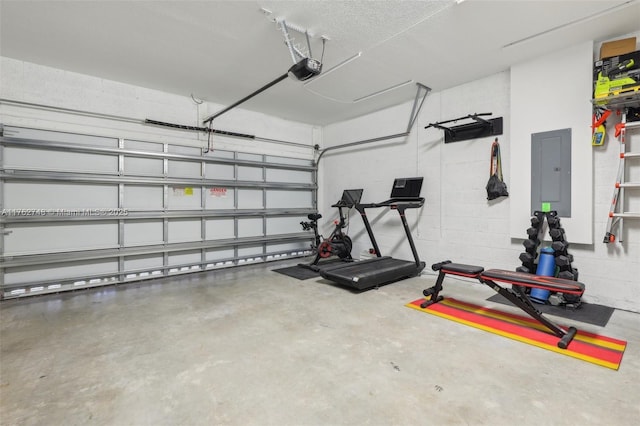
[299,189,363,270]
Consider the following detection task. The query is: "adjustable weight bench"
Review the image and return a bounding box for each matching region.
[421,260,586,349]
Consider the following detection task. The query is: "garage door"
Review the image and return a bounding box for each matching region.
[0,125,316,299]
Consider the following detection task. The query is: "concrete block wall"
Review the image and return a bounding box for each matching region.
[321,71,513,277]
[322,62,639,312]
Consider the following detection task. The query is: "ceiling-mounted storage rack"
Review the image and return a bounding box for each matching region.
[425,112,503,143]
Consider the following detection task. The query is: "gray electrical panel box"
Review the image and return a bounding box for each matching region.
[531,128,571,217]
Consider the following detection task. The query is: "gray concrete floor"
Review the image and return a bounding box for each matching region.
[1,259,639,426]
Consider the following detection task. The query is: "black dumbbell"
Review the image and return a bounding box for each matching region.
[549,228,565,240]
[527,227,540,238]
[556,254,574,267]
[525,246,538,256]
[551,240,569,254]
[533,210,545,223]
[519,252,536,264]
[558,270,575,280]
[516,266,531,274]
[557,264,573,273]
[547,215,561,228]
[523,238,538,251]
[530,216,542,227]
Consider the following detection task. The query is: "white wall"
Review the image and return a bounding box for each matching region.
[510,41,593,244]
[321,42,639,312]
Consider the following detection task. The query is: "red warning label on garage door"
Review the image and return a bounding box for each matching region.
[210,187,227,197]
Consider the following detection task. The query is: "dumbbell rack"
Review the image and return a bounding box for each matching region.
[603,107,640,243]
[517,210,581,304]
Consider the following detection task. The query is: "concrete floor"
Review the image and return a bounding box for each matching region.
[1,259,639,426]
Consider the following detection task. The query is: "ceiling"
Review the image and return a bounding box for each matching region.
[1,0,639,125]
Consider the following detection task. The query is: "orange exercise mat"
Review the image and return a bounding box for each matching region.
[406,297,626,370]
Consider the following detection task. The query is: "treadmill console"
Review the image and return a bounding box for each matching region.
[390,177,423,198]
[341,189,363,207]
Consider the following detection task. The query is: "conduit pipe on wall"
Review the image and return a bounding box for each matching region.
[315,83,430,165]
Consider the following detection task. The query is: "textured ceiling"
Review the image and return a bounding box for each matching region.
[1,0,640,125]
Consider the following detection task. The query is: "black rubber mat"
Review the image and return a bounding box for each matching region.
[486,294,615,327]
[272,259,345,280]
[272,265,321,280]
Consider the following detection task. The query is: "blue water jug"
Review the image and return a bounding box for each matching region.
[530,247,555,304]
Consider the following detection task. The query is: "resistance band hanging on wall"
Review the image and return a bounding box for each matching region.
[486,138,509,200]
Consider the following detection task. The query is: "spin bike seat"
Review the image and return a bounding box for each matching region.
[308,213,322,221]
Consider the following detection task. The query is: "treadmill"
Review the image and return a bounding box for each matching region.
[318,177,426,290]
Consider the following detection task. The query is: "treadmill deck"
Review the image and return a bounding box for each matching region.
[318,257,425,290]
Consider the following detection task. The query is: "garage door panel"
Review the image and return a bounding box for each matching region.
[123,185,163,210]
[168,160,201,178]
[4,147,118,174]
[206,218,234,239]
[238,246,264,257]
[168,219,201,243]
[265,169,312,184]
[168,186,201,209]
[4,259,119,286]
[4,127,117,147]
[268,242,309,252]
[124,254,164,271]
[124,157,164,176]
[266,190,312,209]
[168,251,201,267]
[205,163,234,179]
[4,182,118,209]
[237,189,263,209]
[266,216,307,235]
[205,248,235,262]
[4,221,118,255]
[205,188,235,209]
[124,220,164,246]
[237,218,263,237]
[238,166,263,181]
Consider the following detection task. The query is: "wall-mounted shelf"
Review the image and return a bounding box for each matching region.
[591,91,640,109]
[425,113,503,143]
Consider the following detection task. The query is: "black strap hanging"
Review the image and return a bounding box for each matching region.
[486,138,509,200]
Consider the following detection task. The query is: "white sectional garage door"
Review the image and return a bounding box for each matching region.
[0,126,316,298]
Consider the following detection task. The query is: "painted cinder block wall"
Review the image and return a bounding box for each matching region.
[321,41,639,312]
[320,72,513,283]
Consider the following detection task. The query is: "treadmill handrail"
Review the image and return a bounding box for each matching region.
[354,196,424,267]
[331,199,353,208]
[357,197,425,209]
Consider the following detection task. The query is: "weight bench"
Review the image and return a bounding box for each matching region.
[421,260,586,349]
